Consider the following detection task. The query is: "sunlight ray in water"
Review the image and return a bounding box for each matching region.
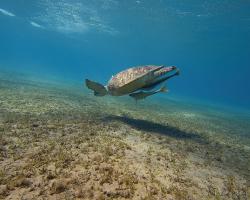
[0,8,15,17]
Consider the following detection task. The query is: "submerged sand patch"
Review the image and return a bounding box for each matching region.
[0,73,249,199]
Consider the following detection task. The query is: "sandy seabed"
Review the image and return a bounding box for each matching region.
[0,72,249,200]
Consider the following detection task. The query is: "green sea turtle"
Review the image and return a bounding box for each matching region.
[85,65,179,100]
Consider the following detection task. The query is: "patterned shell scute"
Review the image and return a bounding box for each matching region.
[107,65,158,91]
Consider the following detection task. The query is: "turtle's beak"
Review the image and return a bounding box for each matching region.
[155,66,178,78]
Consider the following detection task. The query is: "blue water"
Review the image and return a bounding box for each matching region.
[0,0,250,110]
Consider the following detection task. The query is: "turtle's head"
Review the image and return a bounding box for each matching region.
[154,66,179,79]
[147,65,180,87]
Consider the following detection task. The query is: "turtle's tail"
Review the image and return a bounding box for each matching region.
[85,79,108,96]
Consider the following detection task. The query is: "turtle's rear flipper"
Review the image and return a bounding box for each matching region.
[85,79,108,96]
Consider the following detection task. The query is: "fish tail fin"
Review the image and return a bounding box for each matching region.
[175,69,180,76]
[129,93,138,102]
[160,86,168,93]
[85,79,108,96]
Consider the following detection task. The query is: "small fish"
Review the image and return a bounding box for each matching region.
[129,86,168,101]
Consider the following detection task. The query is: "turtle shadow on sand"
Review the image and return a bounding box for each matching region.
[104,115,206,144]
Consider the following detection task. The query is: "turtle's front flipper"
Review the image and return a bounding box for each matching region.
[85,79,108,96]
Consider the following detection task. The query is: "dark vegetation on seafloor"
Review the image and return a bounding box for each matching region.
[0,73,249,199]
